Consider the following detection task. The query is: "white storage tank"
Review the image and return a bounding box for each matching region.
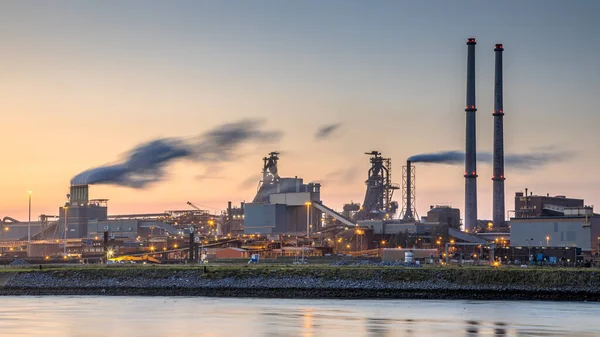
[405,251,414,263]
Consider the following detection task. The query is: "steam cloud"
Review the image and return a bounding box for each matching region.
[408,150,571,169]
[315,123,342,140]
[70,119,282,188]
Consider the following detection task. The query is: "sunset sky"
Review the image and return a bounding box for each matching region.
[1,1,599,221]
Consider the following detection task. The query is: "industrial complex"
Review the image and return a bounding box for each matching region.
[1,38,598,267]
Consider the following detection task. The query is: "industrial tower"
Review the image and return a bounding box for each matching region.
[492,43,505,227]
[252,152,280,202]
[464,38,478,232]
[401,160,418,221]
[355,151,399,221]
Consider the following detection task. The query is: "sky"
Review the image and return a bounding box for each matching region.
[1,0,599,221]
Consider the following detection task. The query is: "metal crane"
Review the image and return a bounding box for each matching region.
[186,201,202,211]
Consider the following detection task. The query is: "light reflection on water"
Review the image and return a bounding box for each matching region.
[0,297,598,337]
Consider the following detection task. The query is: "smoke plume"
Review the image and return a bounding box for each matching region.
[70,119,282,188]
[408,149,571,169]
[315,123,342,140]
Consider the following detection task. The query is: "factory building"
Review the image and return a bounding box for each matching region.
[424,205,461,229]
[244,179,322,234]
[0,220,45,240]
[514,190,584,217]
[87,219,178,240]
[510,203,599,253]
[243,152,324,235]
[224,201,245,236]
[58,185,108,238]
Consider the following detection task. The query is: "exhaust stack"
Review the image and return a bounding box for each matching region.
[492,43,505,227]
[464,38,478,232]
[69,184,89,205]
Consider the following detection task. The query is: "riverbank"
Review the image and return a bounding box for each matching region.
[2,265,600,301]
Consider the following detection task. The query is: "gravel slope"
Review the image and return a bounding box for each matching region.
[2,267,600,301]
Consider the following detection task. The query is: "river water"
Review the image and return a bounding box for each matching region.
[0,297,598,336]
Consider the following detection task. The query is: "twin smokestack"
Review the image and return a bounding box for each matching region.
[463,38,505,232]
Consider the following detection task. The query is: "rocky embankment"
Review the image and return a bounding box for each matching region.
[2,267,600,301]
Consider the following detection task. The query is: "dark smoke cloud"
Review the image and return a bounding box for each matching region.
[70,119,282,188]
[408,151,464,165]
[315,123,342,140]
[408,150,572,169]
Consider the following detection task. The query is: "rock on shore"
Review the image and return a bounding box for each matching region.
[2,267,600,301]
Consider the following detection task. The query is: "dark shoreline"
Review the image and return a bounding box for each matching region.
[1,287,599,301]
[3,266,600,301]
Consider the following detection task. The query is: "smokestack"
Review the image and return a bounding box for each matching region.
[69,184,89,205]
[464,37,478,232]
[492,43,505,227]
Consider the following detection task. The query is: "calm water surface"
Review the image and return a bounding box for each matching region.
[0,296,598,336]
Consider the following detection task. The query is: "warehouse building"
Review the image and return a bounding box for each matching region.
[510,206,600,253]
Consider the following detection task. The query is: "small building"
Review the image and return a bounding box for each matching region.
[426,206,461,229]
[215,247,248,259]
[272,247,319,257]
[382,248,438,262]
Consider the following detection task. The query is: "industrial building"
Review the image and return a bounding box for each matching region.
[423,205,461,229]
[59,185,108,238]
[243,152,324,234]
[224,202,245,235]
[0,219,46,241]
[87,218,179,240]
[514,190,584,217]
[510,204,599,253]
